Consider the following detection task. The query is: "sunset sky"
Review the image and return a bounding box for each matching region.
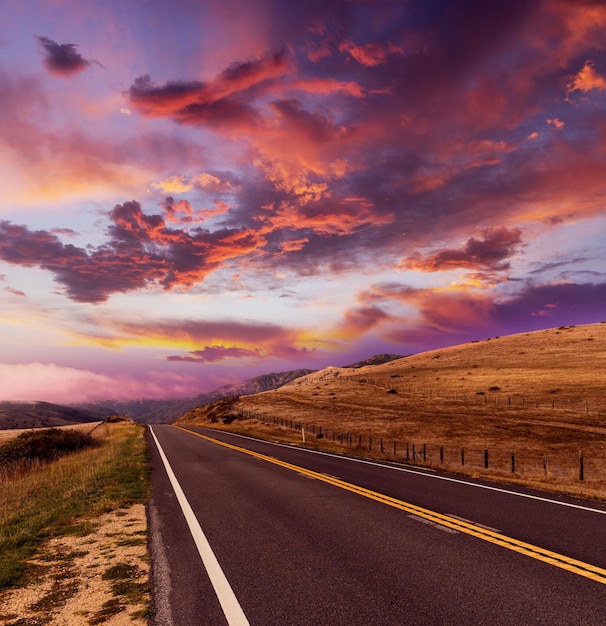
[1,0,605,404]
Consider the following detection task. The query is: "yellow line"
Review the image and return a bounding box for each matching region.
[174,426,606,585]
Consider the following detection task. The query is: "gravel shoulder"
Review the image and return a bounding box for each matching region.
[0,504,149,625]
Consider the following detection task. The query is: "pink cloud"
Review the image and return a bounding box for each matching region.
[0,363,203,403]
[339,40,404,66]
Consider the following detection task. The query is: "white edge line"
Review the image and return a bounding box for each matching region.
[186,427,606,516]
[150,426,250,626]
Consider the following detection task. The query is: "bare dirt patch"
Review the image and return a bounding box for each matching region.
[0,504,149,626]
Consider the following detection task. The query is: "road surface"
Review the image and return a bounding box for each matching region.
[146,424,606,625]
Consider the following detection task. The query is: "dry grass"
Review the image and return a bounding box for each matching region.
[0,422,103,445]
[181,323,606,499]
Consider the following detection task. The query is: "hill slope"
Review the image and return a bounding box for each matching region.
[178,323,606,496]
[0,401,101,430]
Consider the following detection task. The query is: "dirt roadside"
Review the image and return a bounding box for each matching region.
[0,504,150,626]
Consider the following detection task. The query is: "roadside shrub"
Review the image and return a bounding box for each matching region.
[0,428,99,467]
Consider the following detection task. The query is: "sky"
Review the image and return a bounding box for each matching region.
[1,0,605,404]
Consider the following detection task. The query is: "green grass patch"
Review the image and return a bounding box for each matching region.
[0,423,150,590]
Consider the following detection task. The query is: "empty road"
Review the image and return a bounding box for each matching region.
[146,425,606,625]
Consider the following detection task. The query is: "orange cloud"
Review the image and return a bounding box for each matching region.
[547,118,565,129]
[261,197,394,237]
[280,237,309,253]
[339,40,404,66]
[566,60,606,97]
[282,77,364,98]
[95,316,318,360]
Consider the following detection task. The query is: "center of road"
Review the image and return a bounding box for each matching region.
[175,425,606,587]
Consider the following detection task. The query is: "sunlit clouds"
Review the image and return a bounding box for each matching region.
[1,0,606,402]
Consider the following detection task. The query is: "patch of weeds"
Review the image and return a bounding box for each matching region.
[102,562,148,604]
[4,617,46,626]
[30,577,78,612]
[117,537,147,547]
[62,550,88,562]
[64,521,98,537]
[88,597,124,625]
[130,606,153,620]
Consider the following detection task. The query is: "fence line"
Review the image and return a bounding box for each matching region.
[235,407,593,483]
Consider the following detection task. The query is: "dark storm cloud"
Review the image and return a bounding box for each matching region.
[37,36,91,76]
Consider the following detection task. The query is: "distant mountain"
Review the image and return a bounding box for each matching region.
[212,369,318,397]
[77,368,318,424]
[0,401,101,430]
[342,354,406,368]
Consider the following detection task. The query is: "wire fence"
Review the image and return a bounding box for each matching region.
[235,407,600,484]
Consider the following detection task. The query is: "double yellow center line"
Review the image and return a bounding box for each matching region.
[175,426,606,586]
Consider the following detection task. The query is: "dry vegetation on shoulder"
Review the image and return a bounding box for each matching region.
[179,323,606,499]
[0,422,150,625]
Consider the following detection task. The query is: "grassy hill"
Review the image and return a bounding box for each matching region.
[178,323,606,498]
[0,401,101,430]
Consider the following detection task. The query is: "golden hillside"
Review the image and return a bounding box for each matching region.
[180,323,606,496]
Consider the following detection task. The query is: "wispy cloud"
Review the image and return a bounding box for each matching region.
[167,345,261,363]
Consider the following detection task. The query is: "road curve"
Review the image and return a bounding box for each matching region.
[147,425,606,625]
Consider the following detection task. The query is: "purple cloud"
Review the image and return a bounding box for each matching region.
[167,345,261,363]
[37,36,92,77]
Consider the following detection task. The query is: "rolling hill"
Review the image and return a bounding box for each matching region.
[0,401,101,430]
[178,323,606,496]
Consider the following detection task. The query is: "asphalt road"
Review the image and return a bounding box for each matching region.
[146,425,606,625]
